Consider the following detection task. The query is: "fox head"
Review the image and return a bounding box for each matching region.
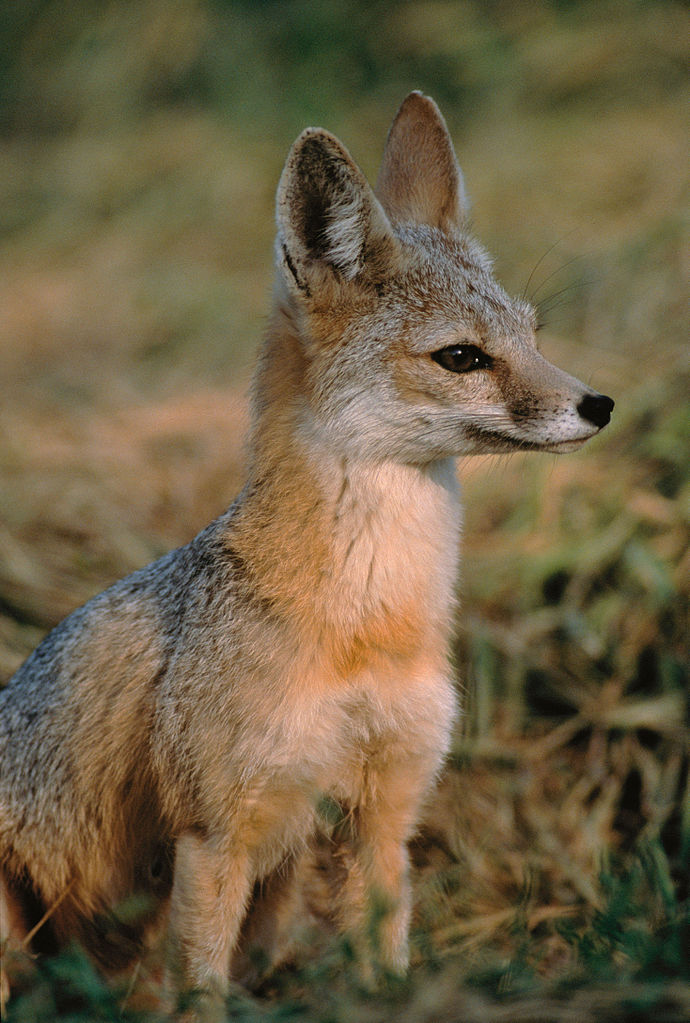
[267,91,613,464]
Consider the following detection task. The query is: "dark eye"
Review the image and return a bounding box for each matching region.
[431,344,493,374]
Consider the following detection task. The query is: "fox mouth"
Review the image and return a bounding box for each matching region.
[462,424,599,454]
[536,436,592,453]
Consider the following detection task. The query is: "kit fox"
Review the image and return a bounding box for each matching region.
[0,92,613,1011]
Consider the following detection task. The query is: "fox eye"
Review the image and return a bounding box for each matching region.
[431,344,493,374]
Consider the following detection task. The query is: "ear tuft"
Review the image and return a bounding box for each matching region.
[277,129,395,294]
[375,91,468,232]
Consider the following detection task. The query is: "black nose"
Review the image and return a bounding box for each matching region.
[577,392,614,429]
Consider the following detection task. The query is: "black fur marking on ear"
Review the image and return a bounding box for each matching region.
[302,188,330,261]
[282,243,310,297]
[295,138,363,273]
[295,139,341,262]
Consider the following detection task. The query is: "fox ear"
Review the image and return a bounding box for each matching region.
[277,128,396,296]
[375,91,468,232]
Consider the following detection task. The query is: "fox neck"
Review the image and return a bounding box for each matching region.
[232,309,462,674]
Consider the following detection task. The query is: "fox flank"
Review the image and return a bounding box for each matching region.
[0,92,613,1015]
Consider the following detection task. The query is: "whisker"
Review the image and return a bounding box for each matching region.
[522,238,566,302]
[537,277,594,320]
[521,227,581,302]
[528,252,586,305]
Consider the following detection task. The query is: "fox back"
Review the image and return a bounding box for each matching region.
[0,92,612,1008]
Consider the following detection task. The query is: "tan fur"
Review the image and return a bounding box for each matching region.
[0,92,613,1011]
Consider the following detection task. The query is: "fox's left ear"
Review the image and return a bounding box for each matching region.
[277,128,397,297]
[376,91,468,232]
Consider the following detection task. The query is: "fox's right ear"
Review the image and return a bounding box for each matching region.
[276,128,397,298]
[376,91,468,233]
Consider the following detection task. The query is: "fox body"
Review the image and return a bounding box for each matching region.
[0,93,612,1005]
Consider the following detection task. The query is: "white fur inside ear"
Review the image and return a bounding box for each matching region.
[324,188,366,279]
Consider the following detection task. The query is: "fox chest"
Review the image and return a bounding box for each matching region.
[207,669,455,877]
[158,639,456,852]
[240,665,456,810]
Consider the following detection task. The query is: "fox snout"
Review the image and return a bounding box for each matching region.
[577,392,614,429]
[492,348,615,455]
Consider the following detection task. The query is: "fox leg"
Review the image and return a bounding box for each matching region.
[231,853,306,988]
[1,871,29,1011]
[338,754,438,977]
[166,832,253,1017]
[344,820,412,975]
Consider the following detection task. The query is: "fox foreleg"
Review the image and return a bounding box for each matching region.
[337,752,438,979]
[165,832,253,1018]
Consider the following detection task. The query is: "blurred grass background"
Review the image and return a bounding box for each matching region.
[0,1,688,1020]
